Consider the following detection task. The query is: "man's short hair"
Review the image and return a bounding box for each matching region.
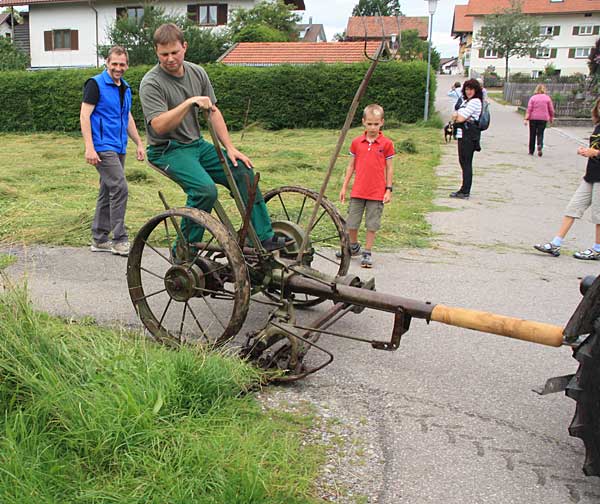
[107,45,128,63]
[153,23,185,47]
[363,104,384,119]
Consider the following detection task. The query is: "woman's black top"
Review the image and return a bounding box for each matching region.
[584,124,600,183]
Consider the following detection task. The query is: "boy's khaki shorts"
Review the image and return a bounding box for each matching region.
[346,197,384,231]
[565,180,600,223]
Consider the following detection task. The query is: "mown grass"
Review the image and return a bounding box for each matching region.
[0,125,441,250]
[0,284,321,503]
[0,253,16,270]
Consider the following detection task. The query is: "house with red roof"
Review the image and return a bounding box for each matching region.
[457,0,600,78]
[0,0,305,69]
[345,16,428,42]
[218,41,382,66]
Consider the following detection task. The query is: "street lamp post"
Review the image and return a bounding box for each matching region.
[424,0,438,121]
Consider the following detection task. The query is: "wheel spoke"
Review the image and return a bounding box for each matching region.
[313,249,341,266]
[309,209,327,233]
[132,288,168,303]
[178,302,187,342]
[201,296,227,330]
[142,238,173,265]
[296,194,308,224]
[277,193,291,221]
[162,217,174,262]
[310,233,342,245]
[194,286,237,300]
[186,302,210,342]
[158,297,173,327]
[140,266,165,281]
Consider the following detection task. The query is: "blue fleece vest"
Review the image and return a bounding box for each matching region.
[89,69,132,154]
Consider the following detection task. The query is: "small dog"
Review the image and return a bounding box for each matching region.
[444,121,454,143]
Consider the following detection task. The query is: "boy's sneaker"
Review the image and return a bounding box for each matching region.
[360,251,373,268]
[573,248,600,260]
[533,242,560,257]
[90,240,113,253]
[336,243,361,258]
[111,241,130,256]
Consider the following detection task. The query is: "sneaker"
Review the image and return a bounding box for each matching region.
[449,191,470,199]
[538,147,543,157]
[90,240,113,253]
[573,248,600,260]
[111,241,130,256]
[360,252,373,268]
[336,243,361,258]
[533,242,560,257]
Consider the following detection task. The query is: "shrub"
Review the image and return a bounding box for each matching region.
[0,61,432,132]
[0,38,29,71]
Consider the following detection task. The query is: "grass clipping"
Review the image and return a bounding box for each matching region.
[0,287,319,503]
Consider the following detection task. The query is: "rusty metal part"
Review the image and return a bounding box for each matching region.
[202,109,263,251]
[127,207,250,346]
[263,186,350,307]
[238,172,259,250]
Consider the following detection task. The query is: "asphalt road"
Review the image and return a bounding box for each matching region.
[3,75,600,503]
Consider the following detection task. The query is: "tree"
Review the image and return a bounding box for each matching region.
[228,0,301,42]
[397,29,440,72]
[475,0,549,82]
[102,5,230,65]
[352,0,402,17]
[0,38,29,71]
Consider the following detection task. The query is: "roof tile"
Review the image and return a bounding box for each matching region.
[346,16,428,39]
[466,0,600,16]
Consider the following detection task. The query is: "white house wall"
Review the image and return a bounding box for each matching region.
[470,13,599,77]
[29,0,264,69]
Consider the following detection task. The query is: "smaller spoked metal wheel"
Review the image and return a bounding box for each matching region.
[263,186,350,307]
[127,207,250,346]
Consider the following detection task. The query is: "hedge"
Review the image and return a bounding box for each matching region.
[0,61,434,132]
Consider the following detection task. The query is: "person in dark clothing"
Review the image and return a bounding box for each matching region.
[80,45,145,257]
[534,98,600,260]
[449,79,483,199]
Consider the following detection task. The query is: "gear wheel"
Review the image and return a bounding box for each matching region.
[566,318,600,476]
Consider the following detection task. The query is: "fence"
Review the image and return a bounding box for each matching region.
[503,82,592,117]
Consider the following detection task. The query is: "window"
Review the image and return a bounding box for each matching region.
[484,48,498,58]
[579,25,593,35]
[187,4,228,26]
[575,47,591,58]
[537,47,551,58]
[44,29,79,51]
[116,6,144,24]
[531,70,541,78]
[539,26,554,36]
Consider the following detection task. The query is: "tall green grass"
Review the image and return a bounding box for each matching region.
[0,126,441,249]
[0,286,320,503]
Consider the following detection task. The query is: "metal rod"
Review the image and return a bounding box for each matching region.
[424,11,434,121]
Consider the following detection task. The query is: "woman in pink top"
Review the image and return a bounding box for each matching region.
[524,84,555,157]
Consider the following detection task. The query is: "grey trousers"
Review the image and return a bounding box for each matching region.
[92,151,128,244]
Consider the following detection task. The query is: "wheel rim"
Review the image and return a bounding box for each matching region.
[263,186,350,307]
[127,207,250,346]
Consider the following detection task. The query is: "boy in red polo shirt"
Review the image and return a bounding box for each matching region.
[339,104,394,268]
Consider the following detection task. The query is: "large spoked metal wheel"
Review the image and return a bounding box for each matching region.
[263,186,351,307]
[127,207,250,346]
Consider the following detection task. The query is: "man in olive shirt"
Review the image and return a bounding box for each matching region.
[139,23,282,251]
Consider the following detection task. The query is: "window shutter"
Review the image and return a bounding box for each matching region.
[573,26,580,35]
[70,30,78,50]
[217,4,228,25]
[116,7,126,18]
[187,4,198,23]
[594,25,600,35]
[568,48,576,58]
[44,30,53,51]
[498,50,504,58]
[550,48,557,58]
[479,48,484,58]
[553,26,560,36]
[530,49,537,58]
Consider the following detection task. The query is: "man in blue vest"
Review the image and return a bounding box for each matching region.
[80,45,145,257]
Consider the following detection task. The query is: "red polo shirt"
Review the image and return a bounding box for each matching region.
[349,131,395,201]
